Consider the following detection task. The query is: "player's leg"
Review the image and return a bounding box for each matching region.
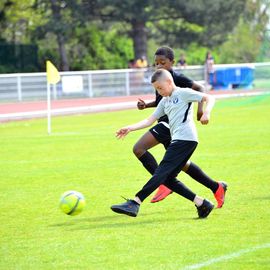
[133,123,173,202]
[133,123,227,206]
[135,140,198,202]
[183,161,227,208]
[150,124,218,204]
[111,140,196,217]
[164,178,214,218]
[152,138,227,206]
[133,130,160,175]
[111,140,214,218]
[139,140,214,218]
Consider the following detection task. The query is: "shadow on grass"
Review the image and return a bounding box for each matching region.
[49,211,201,231]
[253,196,270,200]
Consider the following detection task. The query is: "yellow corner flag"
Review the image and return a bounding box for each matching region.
[46,60,60,84]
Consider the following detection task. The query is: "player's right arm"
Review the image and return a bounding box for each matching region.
[137,99,156,110]
[199,94,215,125]
[116,115,157,139]
[176,73,205,121]
[191,81,205,121]
[137,90,161,110]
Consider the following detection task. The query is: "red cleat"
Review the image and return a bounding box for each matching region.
[151,185,172,203]
[214,181,227,208]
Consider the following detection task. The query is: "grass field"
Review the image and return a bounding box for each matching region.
[1,95,270,270]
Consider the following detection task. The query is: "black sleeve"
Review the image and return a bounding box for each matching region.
[155,90,169,123]
[155,90,163,106]
[173,72,193,88]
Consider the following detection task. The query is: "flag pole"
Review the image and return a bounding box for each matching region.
[46,60,60,135]
[47,82,52,135]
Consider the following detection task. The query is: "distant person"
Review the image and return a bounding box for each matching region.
[133,55,149,88]
[177,54,187,69]
[111,69,216,219]
[205,51,215,88]
[128,59,136,68]
[135,56,148,68]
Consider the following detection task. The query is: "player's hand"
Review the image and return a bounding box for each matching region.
[116,127,131,139]
[200,112,210,125]
[137,98,146,110]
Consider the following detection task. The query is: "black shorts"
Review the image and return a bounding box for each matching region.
[149,122,171,149]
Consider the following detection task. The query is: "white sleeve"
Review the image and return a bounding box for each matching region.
[180,88,204,103]
[153,98,165,119]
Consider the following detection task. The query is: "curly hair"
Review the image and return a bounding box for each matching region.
[154,46,174,61]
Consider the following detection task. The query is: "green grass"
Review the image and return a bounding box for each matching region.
[1,95,270,270]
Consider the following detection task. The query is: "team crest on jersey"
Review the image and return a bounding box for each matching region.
[172,97,179,104]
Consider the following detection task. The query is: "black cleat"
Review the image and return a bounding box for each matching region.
[111,199,140,217]
[196,199,214,218]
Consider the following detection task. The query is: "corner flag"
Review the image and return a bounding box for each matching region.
[46,60,60,84]
[46,60,60,135]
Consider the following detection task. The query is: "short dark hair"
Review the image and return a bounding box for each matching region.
[151,69,164,83]
[155,46,174,61]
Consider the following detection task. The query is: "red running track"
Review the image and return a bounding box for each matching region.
[0,89,267,122]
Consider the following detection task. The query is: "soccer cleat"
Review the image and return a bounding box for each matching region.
[150,185,172,203]
[196,199,214,218]
[111,198,140,217]
[214,181,228,208]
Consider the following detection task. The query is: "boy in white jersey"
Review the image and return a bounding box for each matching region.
[111,69,215,218]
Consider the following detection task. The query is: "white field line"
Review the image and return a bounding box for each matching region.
[181,243,270,270]
[0,91,269,121]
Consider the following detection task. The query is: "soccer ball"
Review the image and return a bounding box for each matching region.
[59,190,86,216]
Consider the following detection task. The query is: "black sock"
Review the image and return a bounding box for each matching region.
[185,162,219,193]
[138,151,158,175]
[164,179,196,202]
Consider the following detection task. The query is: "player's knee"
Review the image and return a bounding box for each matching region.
[133,143,145,158]
[182,160,191,172]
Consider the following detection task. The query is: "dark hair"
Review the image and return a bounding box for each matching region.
[151,69,164,83]
[205,51,211,59]
[155,46,174,61]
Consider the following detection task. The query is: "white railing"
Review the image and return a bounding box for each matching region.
[0,63,269,102]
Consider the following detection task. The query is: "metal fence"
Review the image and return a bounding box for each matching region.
[0,63,269,102]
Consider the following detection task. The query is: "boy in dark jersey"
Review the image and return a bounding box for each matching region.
[111,69,216,218]
[134,46,227,208]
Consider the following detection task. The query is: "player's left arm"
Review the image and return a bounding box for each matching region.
[191,81,206,121]
[199,94,215,125]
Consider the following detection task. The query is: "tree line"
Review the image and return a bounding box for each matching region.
[0,0,269,73]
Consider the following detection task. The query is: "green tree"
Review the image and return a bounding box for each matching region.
[33,0,81,70]
[0,0,44,44]
[2,0,268,72]
[218,0,270,63]
[33,1,133,71]
[0,0,44,72]
[84,0,246,62]
[0,0,13,41]
[82,0,171,60]
[149,0,246,49]
[67,23,133,70]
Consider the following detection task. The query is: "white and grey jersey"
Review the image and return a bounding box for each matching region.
[153,87,204,142]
